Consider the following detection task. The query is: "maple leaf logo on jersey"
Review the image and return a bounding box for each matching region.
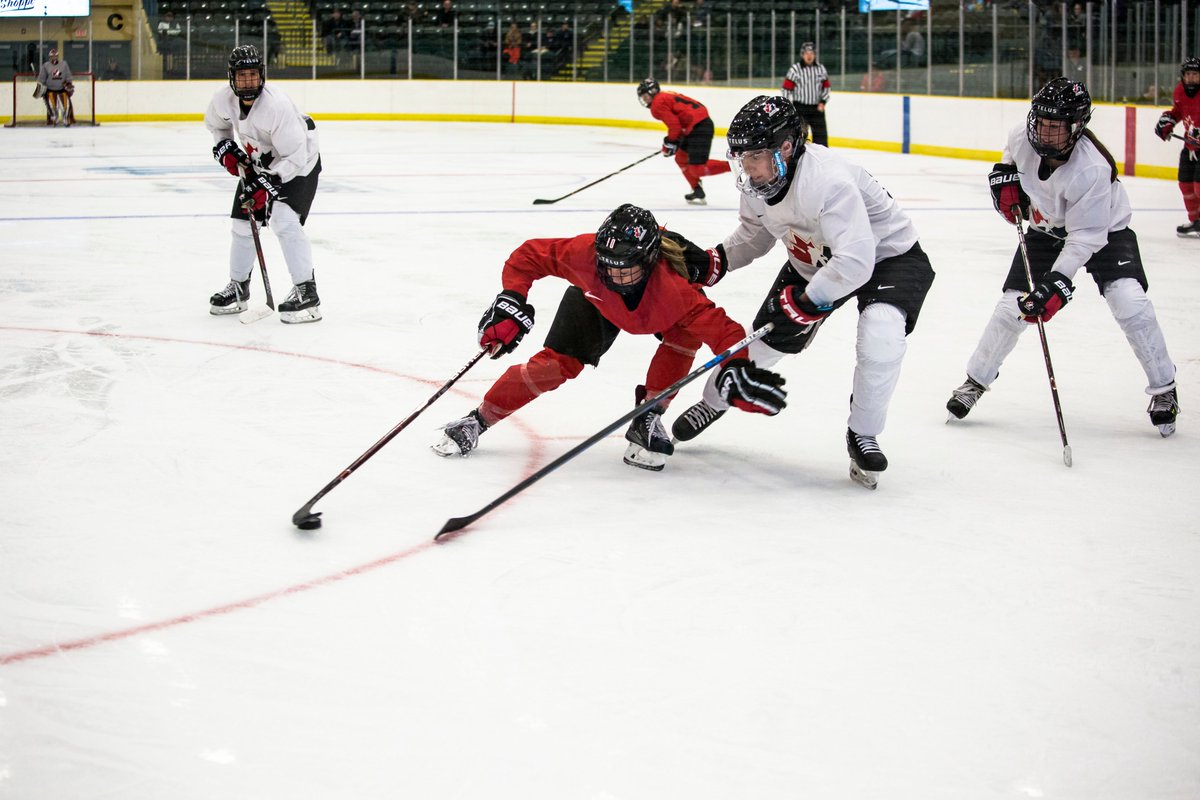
[786,232,823,267]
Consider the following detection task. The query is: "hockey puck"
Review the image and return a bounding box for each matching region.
[295,514,322,530]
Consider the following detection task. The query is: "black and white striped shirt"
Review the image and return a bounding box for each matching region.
[782,61,831,105]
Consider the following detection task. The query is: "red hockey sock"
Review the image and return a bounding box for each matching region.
[702,159,731,176]
[642,338,701,407]
[1182,181,1200,220]
[478,347,583,424]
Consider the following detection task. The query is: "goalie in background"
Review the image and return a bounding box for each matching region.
[37,48,75,127]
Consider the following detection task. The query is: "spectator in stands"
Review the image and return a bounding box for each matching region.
[503,22,523,70]
[435,0,457,28]
[158,11,182,52]
[101,56,127,80]
[322,8,351,56]
[348,9,364,51]
[550,20,573,61]
[1065,44,1087,81]
[693,0,710,27]
[402,1,424,23]
[860,63,888,92]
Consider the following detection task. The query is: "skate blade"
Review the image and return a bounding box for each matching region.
[623,443,667,472]
[238,306,273,324]
[685,197,708,206]
[1157,422,1177,438]
[280,307,322,324]
[209,302,248,316]
[431,436,467,458]
[849,463,879,490]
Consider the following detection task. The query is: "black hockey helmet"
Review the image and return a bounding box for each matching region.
[595,204,661,295]
[1182,56,1200,98]
[1026,77,1092,160]
[726,95,804,200]
[228,45,266,102]
[636,78,660,107]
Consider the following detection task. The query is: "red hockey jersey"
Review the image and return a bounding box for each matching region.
[1165,83,1200,135]
[648,91,711,141]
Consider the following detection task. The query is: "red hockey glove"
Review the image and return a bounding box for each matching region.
[213,138,251,177]
[714,359,788,415]
[1155,113,1177,141]
[662,231,728,287]
[766,285,832,329]
[238,172,279,211]
[477,290,535,359]
[989,163,1030,224]
[1019,271,1074,323]
[662,138,680,156]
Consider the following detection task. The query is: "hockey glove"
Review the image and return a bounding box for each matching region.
[988,163,1030,224]
[64,81,75,97]
[662,138,680,156]
[1155,112,1177,141]
[213,138,251,177]
[238,172,279,211]
[714,359,788,416]
[662,231,728,287]
[1019,271,1074,323]
[477,290,535,359]
[1186,126,1200,152]
[765,285,832,329]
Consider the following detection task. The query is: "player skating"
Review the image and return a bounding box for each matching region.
[668,96,936,489]
[36,48,74,127]
[432,204,788,471]
[1153,57,1200,237]
[947,78,1180,437]
[204,45,324,323]
[636,79,731,205]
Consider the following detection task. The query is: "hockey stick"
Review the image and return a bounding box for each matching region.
[292,348,488,530]
[237,166,276,324]
[435,323,775,540]
[1013,212,1072,467]
[532,151,660,205]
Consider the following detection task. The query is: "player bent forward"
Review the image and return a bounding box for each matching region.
[670,96,936,490]
[433,204,788,471]
[204,45,324,323]
[947,78,1179,436]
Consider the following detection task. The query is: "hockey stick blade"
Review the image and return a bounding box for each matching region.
[529,151,659,206]
[434,323,775,541]
[531,198,556,205]
[239,306,273,324]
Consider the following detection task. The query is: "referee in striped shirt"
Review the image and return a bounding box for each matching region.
[781,42,831,146]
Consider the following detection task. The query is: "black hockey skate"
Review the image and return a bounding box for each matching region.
[684,182,707,205]
[1176,220,1200,238]
[209,278,251,315]
[671,399,726,442]
[1147,387,1179,438]
[624,405,674,471]
[432,410,489,457]
[846,428,888,490]
[279,278,322,324]
[946,376,987,421]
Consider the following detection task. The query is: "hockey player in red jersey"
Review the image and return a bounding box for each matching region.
[1154,57,1200,236]
[432,204,787,472]
[637,79,732,205]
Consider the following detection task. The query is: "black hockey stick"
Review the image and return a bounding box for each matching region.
[435,323,775,540]
[532,151,660,205]
[1013,211,1072,467]
[238,166,275,321]
[292,348,488,530]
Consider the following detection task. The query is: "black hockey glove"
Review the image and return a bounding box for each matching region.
[1019,271,1074,323]
[765,285,832,329]
[238,171,279,212]
[662,137,680,156]
[1154,112,1176,142]
[662,231,728,288]
[213,138,251,177]
[477,290,535,359]
[714,359,788,416]
[988,163,1030,224]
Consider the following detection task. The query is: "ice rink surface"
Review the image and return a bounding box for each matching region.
[1,120,1197,799]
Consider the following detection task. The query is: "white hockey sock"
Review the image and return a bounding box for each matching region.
[229,219,256,282]
[964,291,1027,387]
[1104,278,1176,392]
[848,303,907,437]
[270,202,316,285]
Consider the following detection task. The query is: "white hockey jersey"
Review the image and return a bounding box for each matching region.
[204,84,319,184]
[722,144,919,308]
[1003,125,1132,282]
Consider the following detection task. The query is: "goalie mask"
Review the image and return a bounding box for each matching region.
[1026,77,1092,160]
[1182,57,1200,99]
[636,78,660,108]
[228,45,266,102]
[48,47,59,64]
[594,204,661,295]
[726,95,804,201]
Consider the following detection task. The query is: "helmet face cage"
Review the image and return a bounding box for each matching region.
[1026,77,1092,160]
[726,96,802,200]
[49,48,59,62]
[636,78,660,107]
[1183,57,1200,97]
[228,45,266,101]
[595,204,661,295]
